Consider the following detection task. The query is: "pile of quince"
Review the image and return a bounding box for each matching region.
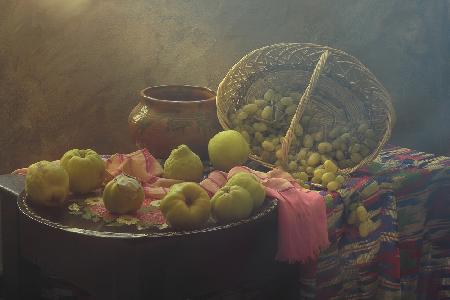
[24,129,268,231]
[25,149,145,214]
[160,130,266,230]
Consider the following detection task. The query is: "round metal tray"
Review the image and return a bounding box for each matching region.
[18,191,278,239]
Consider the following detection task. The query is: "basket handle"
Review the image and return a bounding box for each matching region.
[280,50,330,165]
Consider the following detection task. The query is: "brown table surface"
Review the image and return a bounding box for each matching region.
[0,174,299,300]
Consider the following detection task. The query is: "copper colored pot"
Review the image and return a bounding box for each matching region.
[128,85,221,159]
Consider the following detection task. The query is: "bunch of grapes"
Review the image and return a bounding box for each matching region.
[228,88,379,192]
[346,203,377,237]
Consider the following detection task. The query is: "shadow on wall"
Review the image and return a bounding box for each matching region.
[0,0,448,173]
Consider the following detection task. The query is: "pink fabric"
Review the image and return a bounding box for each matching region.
[14,148,329,263]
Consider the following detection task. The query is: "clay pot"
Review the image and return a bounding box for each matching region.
[128,85,222,159]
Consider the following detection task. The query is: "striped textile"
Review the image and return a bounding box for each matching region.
[301,146,450,299]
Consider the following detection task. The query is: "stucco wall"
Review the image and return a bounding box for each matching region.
[0,0,449,172]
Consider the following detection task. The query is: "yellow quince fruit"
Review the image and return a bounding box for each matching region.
[160,182,211,230]
[208,130,250,171]
[60,149,105,194]
[225,172,266,211]
[163,144,204,182]
[103,174,145,214]
[211,185,253,223]
[25,160,69,207]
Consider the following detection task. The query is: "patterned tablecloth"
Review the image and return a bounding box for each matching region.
[301,145,450,300]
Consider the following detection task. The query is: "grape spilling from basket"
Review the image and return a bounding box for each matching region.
[228,87,380,191]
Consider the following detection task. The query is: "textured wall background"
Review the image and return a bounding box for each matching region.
[0,0,449,173]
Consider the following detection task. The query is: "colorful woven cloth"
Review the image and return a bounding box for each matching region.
[302,145,450,300]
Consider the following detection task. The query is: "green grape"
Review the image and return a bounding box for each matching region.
[288,161,298,171]
[335,175,345,185]
[327,181,340,192]
[321,172,336,186]
[260,151,272,162]
[285,105,297,115]
[242,103,259,114]
[303,135,314,148]
[338,142,347,151]
[253,122,268,132]
[288,92,301,100]
[300,159,307,167]
[272,137,280,146]
[344,159,354,168]
[314,168,326,178]
[240,131,251,143]
[295,124,304,136]
[306,166,315,175]
[358,123,369,134]
[231,117,240,127]
[255,99,266,107]
[359,221,370,237]
[360,144,370,157]
[262,140,275,152]
[312,176,322,184]
[297,148,309,160]
[356,206,368,222]
[321,154,332,164]
[329,127,341,139]
[301,116,312,127]
[365,139,378,150]
[261,106,273,120]
[264,89,276,101]
[349,143,361,153]
[297,166,306,172]
[313,131,324,142]
[365,129,375,139]
[275,149,284,160]
[335,150,345,161]
[255,132,264,143]
[297,172,309,182]
[350,152,363,164]
[340,132,351,142]
[280,97,294,106]
[301,182,311,189]
[307,152,321,167]
[324,160,338,173]
[237,110,248,120]
[244,125,255,135]
[317,142,333,154]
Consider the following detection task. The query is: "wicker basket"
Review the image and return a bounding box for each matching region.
[216,43,395,175]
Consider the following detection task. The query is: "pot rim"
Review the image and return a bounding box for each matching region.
[140,85,216,104]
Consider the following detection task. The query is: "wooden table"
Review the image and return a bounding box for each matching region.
[0,174,299,300]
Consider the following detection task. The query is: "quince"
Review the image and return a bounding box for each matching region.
[163,145,204,182]
[208,130,250,171]
[25,160,69,207]
[103,174,145,214]
[60,149,105,194]
[225,172,266,211]
[211,185,253,223]
[160,182,211,230]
